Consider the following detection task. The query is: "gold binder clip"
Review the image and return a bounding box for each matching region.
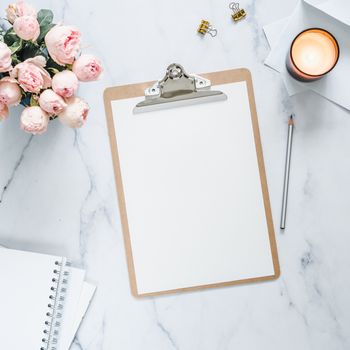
[197,20,217,37]
[229,2,246,22]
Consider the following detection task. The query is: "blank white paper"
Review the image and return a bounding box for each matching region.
[59,282,96,350]
[0,248,94,350]
[0,248,66,349]
[57,267,85,350]
[112,82,275,294]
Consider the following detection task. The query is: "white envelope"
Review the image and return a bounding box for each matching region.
[264,0,350,110]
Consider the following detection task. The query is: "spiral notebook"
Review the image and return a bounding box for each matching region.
[0,248,95,350]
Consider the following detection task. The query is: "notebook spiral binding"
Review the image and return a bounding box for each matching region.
[40,258,70,350]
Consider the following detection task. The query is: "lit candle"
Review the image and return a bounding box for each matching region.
[286,28,339,82]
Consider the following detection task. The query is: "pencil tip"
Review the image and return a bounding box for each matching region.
[288,114,295,125]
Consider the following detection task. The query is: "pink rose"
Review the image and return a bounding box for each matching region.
[52,70,78,98]
[58,96,89,128]
[72,54,103,82]
[11,56,51,93]
[0,103,9,121]
[20,106,49,134]
[0,77,22,106]
[13,15,40,41]
[45,25,81,66]
[6,1,37,24]
[39,89,67,115]
[0,42,12,73]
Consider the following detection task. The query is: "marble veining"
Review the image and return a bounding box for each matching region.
[0,135,33,204]
[1,0,350,349]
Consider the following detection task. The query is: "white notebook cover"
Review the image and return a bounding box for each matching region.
[0,248,69,349]
[0,248,95,350]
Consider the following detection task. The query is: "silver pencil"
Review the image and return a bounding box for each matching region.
[280,114,294,229]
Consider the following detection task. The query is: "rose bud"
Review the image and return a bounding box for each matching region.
[0,103,9,121]
[52,70,79,98]
[20,106,49,134]
[58,96,89,128]
[0,42,12,73]
[72,54,103,82]
[45,25,81,66]
[13,15,40,41]
[0,77,22,106]
[6,1,37,24]
[39,89,67,115]
[11,56,51,93]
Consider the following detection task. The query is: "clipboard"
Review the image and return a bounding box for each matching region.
[104,65,280,297]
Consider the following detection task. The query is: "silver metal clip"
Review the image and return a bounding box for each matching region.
[133,63,227,114]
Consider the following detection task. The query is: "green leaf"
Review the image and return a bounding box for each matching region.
[4,28,19,46]
[9,39,23,54]
[30,95,39,107]
[21,41,41,60]
[37,9,55,43]
[20,93,31,107]
[47,57,66,72]
[11,54,20,65]
[37,23,55,43]
[47,67,60,75]
[37,9,54,27]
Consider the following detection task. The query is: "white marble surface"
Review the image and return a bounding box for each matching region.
[1,0,350,349]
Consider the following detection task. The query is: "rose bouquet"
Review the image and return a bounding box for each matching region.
[0,1,102,134]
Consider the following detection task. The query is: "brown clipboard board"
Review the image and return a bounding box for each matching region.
[104,68,280,297]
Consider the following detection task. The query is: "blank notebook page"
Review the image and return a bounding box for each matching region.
[112,82,275,295]
[0,248,64,349]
